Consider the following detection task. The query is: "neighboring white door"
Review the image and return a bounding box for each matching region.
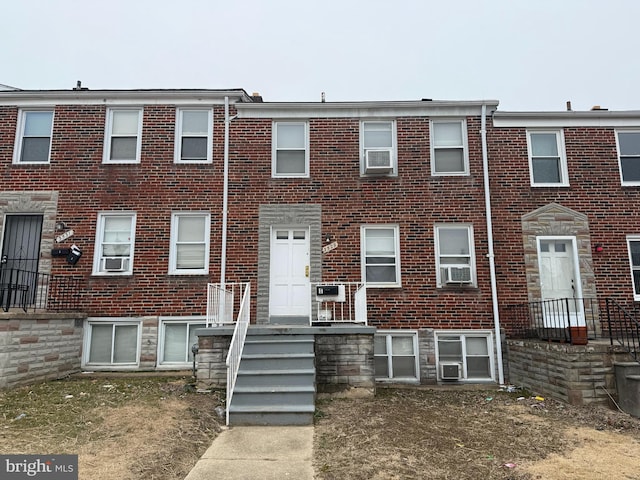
[538,238,584,327]
[269,227,310,317]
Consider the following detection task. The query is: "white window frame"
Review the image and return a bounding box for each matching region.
[616,130,640,186]
[361,225,402,287]
[374,330,419,382]
[92,212,137,276]
[360,120,397,176]
[526,129,569,187]
[272,121,309,178]
[434,330,495,382]
[82,318,141,369]
[158,317,207,367]
[13,109,54,164]
[103,107,143,164]
[168,212,211,275]
[434,224,477,288]
[430,119,469,176]
[627,235,640,300]
[174,108,213,163]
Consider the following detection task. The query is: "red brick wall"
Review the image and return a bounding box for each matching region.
[487,122,640,308]
[2,104,496,329]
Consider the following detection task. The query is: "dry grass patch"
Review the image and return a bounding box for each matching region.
[0,376,224,480]
[314,387,640,480]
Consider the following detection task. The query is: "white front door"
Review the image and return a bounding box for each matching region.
[269,227,310,317]
[538,237,584,327]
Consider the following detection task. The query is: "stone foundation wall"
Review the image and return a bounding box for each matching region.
[506,339,627,405]
[0,312,86,389]
[196,330,233,388]
[315,332,375,396]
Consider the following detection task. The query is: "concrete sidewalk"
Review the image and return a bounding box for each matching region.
[184,426,315,480]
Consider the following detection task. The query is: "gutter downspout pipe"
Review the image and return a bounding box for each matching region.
[481,103,505,385]
[221,97,230,287]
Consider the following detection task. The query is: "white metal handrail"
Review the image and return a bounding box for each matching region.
[225,282,251,425]
[206,283,237,326]
[311,282,368,325]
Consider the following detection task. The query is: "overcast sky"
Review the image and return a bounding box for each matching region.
[2,0,639,111]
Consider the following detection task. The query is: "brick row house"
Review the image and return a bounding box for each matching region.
[1,86,639,415]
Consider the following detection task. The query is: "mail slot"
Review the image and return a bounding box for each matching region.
[316,285,339,296]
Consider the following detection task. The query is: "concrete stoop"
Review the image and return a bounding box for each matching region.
[228,328,316,425]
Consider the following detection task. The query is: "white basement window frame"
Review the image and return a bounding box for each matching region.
[435,331,494,382]
[374,330,419,382]
[158,317,207,366]
[83,318,141,368]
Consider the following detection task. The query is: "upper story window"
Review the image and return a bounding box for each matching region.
[103,108,143,163]
[14,110,54,164]
[617,131,640,185]
[361,120,396,175]
[92,212,136,275]
[431,120,469,175]
[175,109,212,163]
[527,130,568,186]
[434,224,476,288]
[272,121,308,177]
[361,225,401,287]
[169,212,211,275]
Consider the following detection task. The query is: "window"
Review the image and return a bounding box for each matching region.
[431,120,468,175]
[93,213,136,275]
[436,332,493,381]
[617,131,640,184]
[159,318,206,365]
[273,121,308,177]
[527,130,568,186]
[169,212,210,274]
[627,236,640,300]
[175,109,212,163]
[435,224,476,287]
[374,331,419,381]
[85,320,140,366]
[361,120,396,175]
[103,108,143,163]
[14,110,54,163]
[361,225,401,287]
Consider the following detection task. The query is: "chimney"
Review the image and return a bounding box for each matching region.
[566,101,572,111]
[251,92,263,103]
[591,105,608,111]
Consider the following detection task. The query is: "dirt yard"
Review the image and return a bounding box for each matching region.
[314,387,640,480]
[2,377,640,479]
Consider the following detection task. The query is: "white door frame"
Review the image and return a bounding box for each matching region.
[536,235,585,327]
[268,225,311,319]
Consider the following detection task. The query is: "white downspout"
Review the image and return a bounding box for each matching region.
[481,103,505,385]
[221,97,230,287]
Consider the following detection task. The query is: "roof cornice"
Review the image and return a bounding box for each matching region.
[235,100,500,118]
[493,110,640,127]
[0,89,253,106]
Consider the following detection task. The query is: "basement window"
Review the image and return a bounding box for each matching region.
[435,331,494,382]
[374,331,419,382]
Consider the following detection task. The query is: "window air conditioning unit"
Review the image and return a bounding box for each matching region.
[442,266,472,284]
[365,149,393,173]
[440,362,461,380]
[103,257,126,272]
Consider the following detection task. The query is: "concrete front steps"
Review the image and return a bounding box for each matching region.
[615,361,640,418]
[228,327,316,426]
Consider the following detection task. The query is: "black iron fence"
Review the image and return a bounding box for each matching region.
[604,298,640,362]
[504,297,602,344]
[0,268,82,312]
